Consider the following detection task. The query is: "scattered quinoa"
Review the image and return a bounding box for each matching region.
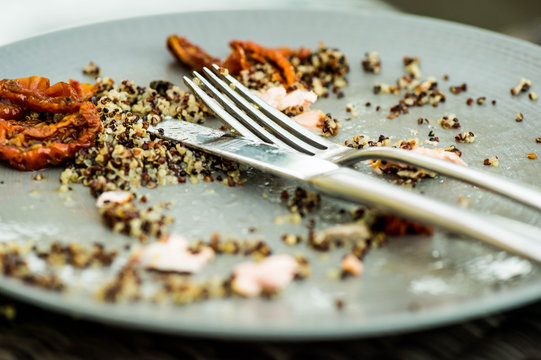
[529,92,538,101]
[484,156,500,167]
[289,42,349,98]
[516,112,524,122]
[59,77,243,199]
[82,61,101,78]
[283,187,321,217]
[345,103,358,118]
[455,131,475,143]
[36,242,117,268]
[510,78,531,96]
[98,199,173,241]
[373,82,400,95]
[361,51,381,74]
[450,83,467,94]
[403,56,421,79]
[438,114,461,129]
[527,153,537,160]
[0,242,64,291]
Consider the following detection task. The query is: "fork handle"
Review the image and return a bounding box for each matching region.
[309,167,541,262]
[335,147,541,213]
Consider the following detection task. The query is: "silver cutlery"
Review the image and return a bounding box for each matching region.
[148,66,541,262]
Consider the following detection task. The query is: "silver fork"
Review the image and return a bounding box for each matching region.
[185,64,541,213]
[159,66,541,261]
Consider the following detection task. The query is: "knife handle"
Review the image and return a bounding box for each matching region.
[309,167,541,262]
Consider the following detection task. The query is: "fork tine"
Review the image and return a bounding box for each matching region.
[187,72,294,150]
[200,67,322,155]
[209,64,331,150]
[183,76,262,142]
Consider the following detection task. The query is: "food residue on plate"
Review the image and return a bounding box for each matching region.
[232,254,298,297]
[132,234,214,274]
[0,32,535,310]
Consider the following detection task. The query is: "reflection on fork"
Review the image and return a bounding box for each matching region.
[185,64,541,213]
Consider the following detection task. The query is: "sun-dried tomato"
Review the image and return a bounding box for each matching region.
[0,98,24,120]
[372,215,434,236]
[166,35,311,87]
[0,76,95,114]
[0,101,101,171]
[166,35,224,72]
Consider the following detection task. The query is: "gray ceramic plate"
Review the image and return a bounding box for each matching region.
[1,8,541,340]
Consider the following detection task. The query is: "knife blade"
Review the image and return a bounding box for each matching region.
[149,119,338,180]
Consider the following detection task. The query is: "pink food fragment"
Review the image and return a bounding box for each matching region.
[96,190,134,208]
[411,147,467,166]
[133,234,214,274]
[341,254,363,277]
[232,254,299,297]
[255,86,317,111]
[292,110,325,131]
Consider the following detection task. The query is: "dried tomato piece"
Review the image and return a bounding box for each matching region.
[166,35,224,72]
[372,215,434,236]
[166,35,312,87]
[0,101,101,170]
[226,40,300,87]
[0,76,95,114]
[0,98,24,120]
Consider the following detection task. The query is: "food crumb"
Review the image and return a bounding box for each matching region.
[345,103,358,117]
[82,61,101,78]
[515,112,524,122]
[527,153,537,160]
[403,56,421,79]
[438,114,460,129]
[361,51,381,74]
[484,156,500,167]
[334,298,345,310]
[510,78,531,96]
[476,96,486,105]
[529,92,538,101]
[455,131,475,143]
[281,233,303,246]
[457,195,471,208]
[33,173,44,181]
[536,137,541,143]
[340,254,363,278]
[466,97,474,106]
[450,83,467,94]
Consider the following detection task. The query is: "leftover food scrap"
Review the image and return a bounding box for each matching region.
[0,76,100,170]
